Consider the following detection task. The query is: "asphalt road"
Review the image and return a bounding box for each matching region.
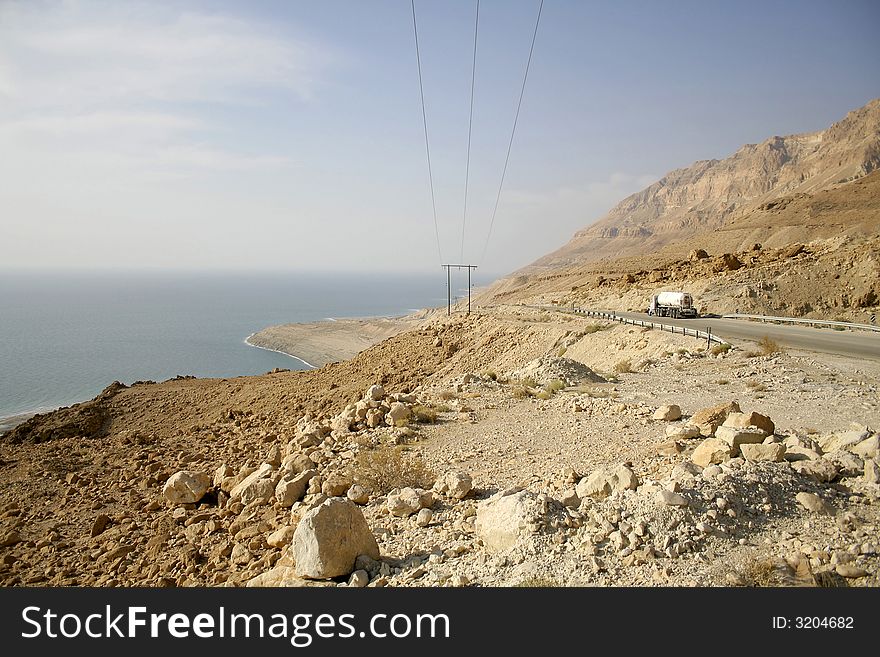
[611,311,880,361]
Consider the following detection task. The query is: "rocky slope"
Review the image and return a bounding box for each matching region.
[1,307,879,588]
[530,99,880,271]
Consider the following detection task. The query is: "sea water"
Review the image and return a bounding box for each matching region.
[0,269,489,425]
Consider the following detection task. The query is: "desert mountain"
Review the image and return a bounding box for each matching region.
[530,99,880,271]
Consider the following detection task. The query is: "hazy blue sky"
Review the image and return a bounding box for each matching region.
[1,0,877,275]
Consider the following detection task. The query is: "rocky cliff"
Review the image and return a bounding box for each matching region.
[530,99,880,270]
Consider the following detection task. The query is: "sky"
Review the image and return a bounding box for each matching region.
[0,0,878,276]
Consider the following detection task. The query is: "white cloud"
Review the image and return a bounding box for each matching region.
[0,2,324,109]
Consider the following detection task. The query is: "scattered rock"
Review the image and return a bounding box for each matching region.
[91,514,112,538]
[740,443,786,462]
[276,470,317,507]
[796,492,832,515]
[653,405,682,421]
[415,508,433,527]
[433,471,473,500]
[722,411,775,436]
[346,483,371,505]
[865,459,880,485]
[386,487,424,517]
[715,426,767,454]
[691,401,741,436]
[575,465,639,500]
[665,424,700,440]
[691,438,732,467]
[835,564,868,579]
[657,490,689,507]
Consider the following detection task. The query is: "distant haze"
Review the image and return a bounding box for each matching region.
[1,0,878,274]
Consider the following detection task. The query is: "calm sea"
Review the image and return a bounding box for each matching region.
[0,270,488,426]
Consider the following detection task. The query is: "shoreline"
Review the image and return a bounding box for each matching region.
[245,314,424,368]
[243,334,317,369]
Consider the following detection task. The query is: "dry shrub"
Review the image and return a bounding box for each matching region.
[544,379,566,394]
[758,336,782,355]
[514,577,561,587]
[746,380,767,392]
[613,359,634,374]
[582,323,609,334]
[511,386,531,399]
[347,446,434,494]
[410,404,439,424]
[437,389,457,401]
[710,343,731,355]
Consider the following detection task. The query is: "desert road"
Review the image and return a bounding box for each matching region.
[609,311,880,361]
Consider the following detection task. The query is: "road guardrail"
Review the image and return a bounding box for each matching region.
[721,313,880,333]
[535,305,730,346]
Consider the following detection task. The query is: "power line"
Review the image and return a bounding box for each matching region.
[479,0,544,266]
[411,0,443,264]
[459,0,480,263]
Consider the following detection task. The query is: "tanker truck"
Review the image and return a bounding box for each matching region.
[648,291,697,318]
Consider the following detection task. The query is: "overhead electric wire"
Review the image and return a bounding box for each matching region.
[411,0,444,264]
[459,0,480,263]
[479,0,544,266]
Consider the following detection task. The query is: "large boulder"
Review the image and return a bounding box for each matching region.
[292,498,379,579]
[691,401,741,436]
[722,411,775,436]
[691,438,732,467]
[162,471,211,505]
[475,490,540,552]
[575,465,639,500]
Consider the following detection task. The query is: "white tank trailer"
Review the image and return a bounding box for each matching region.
[648,291,697,318]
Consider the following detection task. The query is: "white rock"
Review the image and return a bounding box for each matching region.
[575,464,639,500]
[475,490,540,552]
[665,424,700,440]
[657,490,689,507]
[366,384,385,401]
[715,426,767,454]
[433,471,473,500]
[230,463,275,500]
[415,508,433,527]
[386,487,423,517]
[852,435,879,460]
[292,498,379,579]
[347,483,371,505]
[162,471,211,505]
